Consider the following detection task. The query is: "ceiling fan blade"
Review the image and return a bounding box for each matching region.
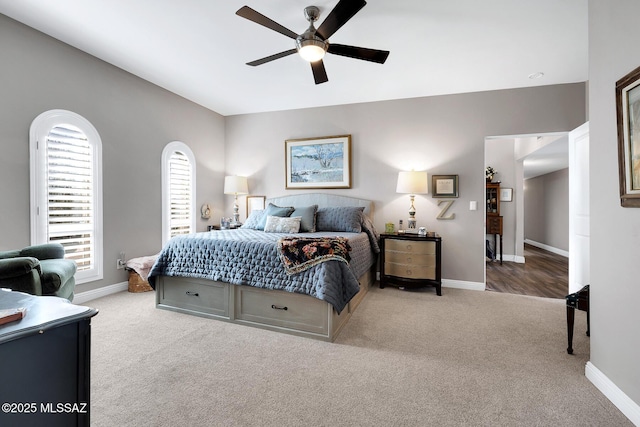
[311,60,329,84]
[327,44,389,64]
[316,0,367,40]
[247,49,297,66]
[236,6,298,40]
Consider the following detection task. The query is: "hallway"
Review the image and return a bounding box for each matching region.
[486,244,568,299]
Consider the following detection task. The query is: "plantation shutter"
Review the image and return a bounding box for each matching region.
[169,151,192,237]
[46,124,94,271]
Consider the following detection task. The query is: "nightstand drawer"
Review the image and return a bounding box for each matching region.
[385,239,435,254]
[384,251,435,266]
[384,262,436,280]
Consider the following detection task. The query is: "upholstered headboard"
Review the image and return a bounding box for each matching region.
[266,193,374,220]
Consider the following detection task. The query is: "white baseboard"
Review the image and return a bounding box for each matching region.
[585,361,640,426]
[73,281,128,304]
[501,254,525,263]
[442,279,485,291]
[524,239,569,258]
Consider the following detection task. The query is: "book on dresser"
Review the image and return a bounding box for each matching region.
[0,307,27,326]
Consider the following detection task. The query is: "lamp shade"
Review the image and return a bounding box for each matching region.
[223,175,248,195]
[396,171,428,194]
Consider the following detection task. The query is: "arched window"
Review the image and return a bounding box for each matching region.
[161,141,196,245]
[30,110,103,284]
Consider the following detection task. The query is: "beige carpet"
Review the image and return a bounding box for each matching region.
[89,286,630,426]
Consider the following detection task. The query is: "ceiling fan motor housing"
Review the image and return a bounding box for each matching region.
[296,6,328,61]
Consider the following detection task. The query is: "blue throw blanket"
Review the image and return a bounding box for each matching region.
[148,229,376,313]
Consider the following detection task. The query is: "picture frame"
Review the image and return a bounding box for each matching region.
[616,65,640,207]
[246,195,266,217]
[285,135,351,189]
[500,188,513,202]
[431,175,459,198]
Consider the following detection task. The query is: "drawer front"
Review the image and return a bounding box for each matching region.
[159,277,229,318]
[235,286,328,335]
[385,239,435,255]
[384,262,436,280]
[384,251,435,266]
[487,217,502,234]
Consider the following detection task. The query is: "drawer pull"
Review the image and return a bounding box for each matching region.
[406,257,412,263]
[271,304,288,311]
[185,291,200,297]
[406,244,412,250]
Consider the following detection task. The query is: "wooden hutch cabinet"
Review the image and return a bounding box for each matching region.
[486,182,503,264]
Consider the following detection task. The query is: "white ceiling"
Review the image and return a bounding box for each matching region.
[522,135,569,179]
[0,0,588,117]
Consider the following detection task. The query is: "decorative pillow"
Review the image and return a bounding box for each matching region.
[256,203,295,230]
[240,209,264,229]
[264,216,301,233]
[290,205,318,232]
[315,206,365,233]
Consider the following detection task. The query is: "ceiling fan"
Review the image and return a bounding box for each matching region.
[236,0,390,85]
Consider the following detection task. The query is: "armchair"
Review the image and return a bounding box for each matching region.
[0,243,77,301]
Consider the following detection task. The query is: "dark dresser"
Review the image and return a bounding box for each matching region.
[0,290,98,427]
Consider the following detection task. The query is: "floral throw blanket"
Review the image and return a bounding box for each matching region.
[278,237,351,275]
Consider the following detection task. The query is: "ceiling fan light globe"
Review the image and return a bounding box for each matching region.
[299,44,326,62]
[296,37,327,62]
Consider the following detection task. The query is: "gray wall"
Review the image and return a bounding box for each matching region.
[589,0,640,407]
[524,169,569,251]
[485,139,518,258]
[226,85,586,285]
[0,14,226,292]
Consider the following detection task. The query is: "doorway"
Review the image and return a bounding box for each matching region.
[484,132,572,298]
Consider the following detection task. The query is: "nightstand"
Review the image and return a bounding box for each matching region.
[379,232,442,295]
[208,224,241,231]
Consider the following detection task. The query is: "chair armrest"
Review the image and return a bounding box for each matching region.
[39,259,77,294]
[20,243,65,261]
[0,257,41,279]
[0,257,43,295]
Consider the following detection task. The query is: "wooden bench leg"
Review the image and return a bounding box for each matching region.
[567,305,575,354]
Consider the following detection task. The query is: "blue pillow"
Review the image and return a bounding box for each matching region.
[315,206,364,233]
[240,209,264,229]
[256,203,295,230]
[290,205,318,232]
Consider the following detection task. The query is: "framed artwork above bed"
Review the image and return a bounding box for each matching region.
[246,195,265,217]
[285,135,351,189]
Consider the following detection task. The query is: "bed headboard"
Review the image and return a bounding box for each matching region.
[267,193,374,220]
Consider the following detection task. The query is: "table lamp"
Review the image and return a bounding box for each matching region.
[396,170,428,229]
[224,175,248,227]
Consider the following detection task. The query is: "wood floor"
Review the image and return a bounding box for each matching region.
[486,243,568,299]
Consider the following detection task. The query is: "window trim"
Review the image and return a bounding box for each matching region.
[30,109,104,284]
[161,141,196,246]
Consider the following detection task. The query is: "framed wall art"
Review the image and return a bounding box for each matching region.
[285,135,351,189]
[500,188,513,202]
[616,65,640,207]
[246,195,265,217]
[431,175,459,198]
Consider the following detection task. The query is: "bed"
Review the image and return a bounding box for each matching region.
[148,194,379,342]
